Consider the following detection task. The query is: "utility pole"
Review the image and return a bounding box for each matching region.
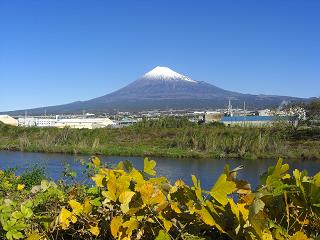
[228,98,232,116]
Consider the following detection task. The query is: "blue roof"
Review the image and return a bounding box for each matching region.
[221,116,274,122]
[119,118,137,123]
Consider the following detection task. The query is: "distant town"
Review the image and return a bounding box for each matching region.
[0,100,306,129]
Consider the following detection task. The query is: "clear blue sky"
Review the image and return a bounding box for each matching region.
[0,0,319,111]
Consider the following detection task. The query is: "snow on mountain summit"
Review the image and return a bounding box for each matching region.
[141,66,197,83]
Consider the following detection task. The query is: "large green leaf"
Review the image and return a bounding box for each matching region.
[155,230,171,240]
[6,230,24,240]
[249,198,265,218]
[20,205,33,218]
[314,172,320,187]
[265,158,289,186]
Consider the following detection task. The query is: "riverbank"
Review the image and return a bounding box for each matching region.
[0,122,319,160]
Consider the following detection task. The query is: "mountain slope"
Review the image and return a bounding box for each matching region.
[95,66,241,100]
[3,66,306,114]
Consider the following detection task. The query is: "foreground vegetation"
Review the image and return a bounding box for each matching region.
[0,157,319,239]
[0,119,320,160]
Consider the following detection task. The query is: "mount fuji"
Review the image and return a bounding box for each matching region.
[4,66,306,114]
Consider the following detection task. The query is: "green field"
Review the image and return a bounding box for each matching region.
[0,119,319,160]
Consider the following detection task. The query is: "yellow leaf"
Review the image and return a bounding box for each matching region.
[26,233,42,240]
[102,189,117,202]
[104,173,117,201]
[192,175,204,203]
[169,180,185,195]
[110,216,123,238]
[119,191,135,205]
[282,173,291,180]
[117,175,131,195]
[150,189,166,206]
[91,156,101,166]
[288,231,309,240]
[170,202,181,213]
[70,215,77,223]
[68,200,83,215]
[92,174,105,187]
[158,213,172,232]
[139,182,154,205]
[238,203,249,221]
[163,220,172,232]
[205,200,218,215]
[144,157,156,176]
[59,208,77,229]
[228,199,239,220]
[186,200,196,214]
[147,217,155,223]
[155,201,168,212]
[261,229,273,240]
[89,225,100,236]
[83,199,92,215]
[210,174,236,206]
[59,208,71,223]
[119,191,135,213]
[175,179,185,187]
[241,193,255,205]
[104,173,131,203]
[123,217,139,237]
[17,184,25,191]
[99,167,110,175]
[149,176,167,186]
[130,169,145,191]
[195,206,225,233]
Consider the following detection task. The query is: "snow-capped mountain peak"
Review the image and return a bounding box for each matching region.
[141,66,197,83]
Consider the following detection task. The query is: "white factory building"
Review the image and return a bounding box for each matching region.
[18,116,115,129]
[54,118,115,129]
[18,117,56,127]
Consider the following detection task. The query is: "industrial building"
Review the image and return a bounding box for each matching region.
[54,118,115,129]
[18,116,115,129]
[221,116,275,126]
[18,117,56,127]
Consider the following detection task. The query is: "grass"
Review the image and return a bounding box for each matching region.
[0,120,319,160]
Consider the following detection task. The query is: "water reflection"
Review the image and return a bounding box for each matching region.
[1,151,319,190]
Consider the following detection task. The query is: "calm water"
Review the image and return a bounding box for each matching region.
[1,151,320,190]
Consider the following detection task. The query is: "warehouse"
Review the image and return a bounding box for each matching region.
[221,116,275,126]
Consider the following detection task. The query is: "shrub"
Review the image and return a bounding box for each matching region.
[0,158,319,239]
[17,165,46,189]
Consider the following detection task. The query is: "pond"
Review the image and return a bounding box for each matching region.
[1,151,320,190]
